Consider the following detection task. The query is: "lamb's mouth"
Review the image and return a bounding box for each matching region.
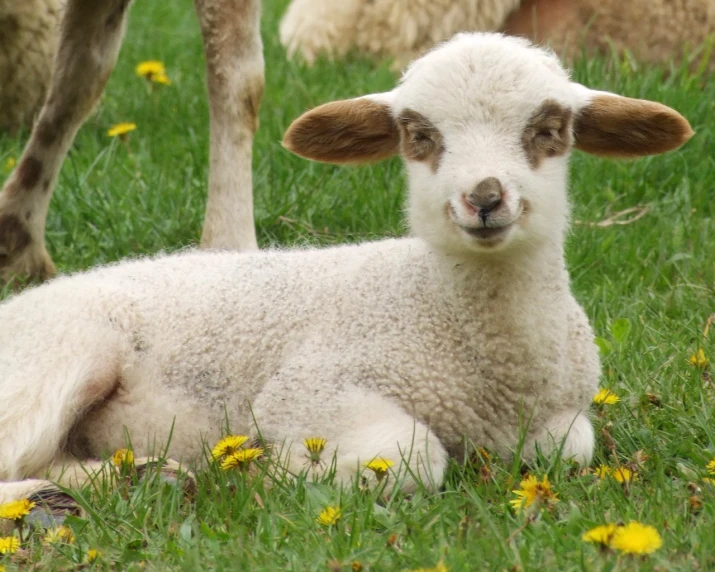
[459,224,512,240]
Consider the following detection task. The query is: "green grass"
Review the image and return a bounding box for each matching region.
[1,1,714,570]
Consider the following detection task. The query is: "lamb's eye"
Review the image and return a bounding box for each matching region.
[413,131,432,143]
[536,128,555,139]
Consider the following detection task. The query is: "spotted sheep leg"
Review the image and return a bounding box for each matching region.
[0,0,263,284]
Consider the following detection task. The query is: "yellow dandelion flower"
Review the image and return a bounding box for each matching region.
[304,436,327,465]
[582,523,617,546]
[107,122,137,137]
[593,388,620,405]
[689,349,709,369]
[593,465,611,479]
[0,564,5,572]
[610,521,662,555]
[364,457,395,480]
[702,477,715,486]
[509,474,559,513]
[136,60,165,77]
[211,435,249,459]
[87,548,102,562]
[0,498,35,520]
[136,61,171,85]
[0,536,19,554]
[112,448,134,467]
[220,447,263,471]
[3,157,15,173]
[317,505,341,526]
[351,562,363,572]
[610,466,636,483]
[44,526,75,544]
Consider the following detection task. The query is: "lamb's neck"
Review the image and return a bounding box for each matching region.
[431,243,569,303]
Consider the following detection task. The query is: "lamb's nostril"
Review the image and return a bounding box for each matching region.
[467,177,504,216]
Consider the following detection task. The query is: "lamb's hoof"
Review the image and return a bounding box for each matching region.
[26,485,82,528]
[0,215,56,285]
[135,458,197,498]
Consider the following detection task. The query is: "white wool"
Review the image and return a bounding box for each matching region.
[0,34,609,493]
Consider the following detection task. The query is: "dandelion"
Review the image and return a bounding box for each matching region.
[316,505,341,526]
[3,157,15,173]
[702,477,715,486]
[582,523,617,547]
[593,465,636,483]
[107,122,137,138]
[610,521,662,555]
[689,349,709,369]
[111,448,134,467]
[0,498,35,520]
[0,536,19,554]
[211,435,249,459]
[136,60,171,85]
[364,457,394,482]
[44,526,75,544]
[303,436,327,464]
[509,474,559,513]
[593,388,620,405]
[351,562,363,571]
[220,447,263,471]
[87,548,102,562]
[707,459,715,475]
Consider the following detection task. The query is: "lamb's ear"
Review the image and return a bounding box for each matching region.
[572,87,694,158]
[282,93,400,164]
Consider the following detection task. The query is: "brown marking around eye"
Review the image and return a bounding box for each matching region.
[522,100,573,169]
[397,109,445,173]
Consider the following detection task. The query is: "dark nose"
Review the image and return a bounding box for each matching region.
[467,177,504,217]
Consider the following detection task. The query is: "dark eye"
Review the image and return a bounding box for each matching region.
[536,128,555,139]
[413,131,432,142]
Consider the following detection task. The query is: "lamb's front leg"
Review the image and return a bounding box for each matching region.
[524,410,595,465]
[0,0,134,283]
[254,385,449,494]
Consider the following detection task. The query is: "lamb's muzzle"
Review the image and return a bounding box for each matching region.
[0,33,694,502]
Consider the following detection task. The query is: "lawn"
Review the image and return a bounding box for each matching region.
[0,1,714,570]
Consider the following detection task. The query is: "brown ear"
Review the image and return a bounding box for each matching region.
[574,94,694,158]
[282,97,400,164]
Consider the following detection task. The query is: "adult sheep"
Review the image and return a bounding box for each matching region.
[0,33,693,516]
[280,0,715,69]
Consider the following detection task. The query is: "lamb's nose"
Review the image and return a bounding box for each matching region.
[467,177,504,216]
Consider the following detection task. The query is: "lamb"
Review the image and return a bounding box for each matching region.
[280,0,715,70]
[0,0,264,283]
[0,33,693,513]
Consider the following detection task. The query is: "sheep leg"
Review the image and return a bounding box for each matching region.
[525,410,594,464]
[193,0,264,251]
[0,0,134,283]
[255,384,449,494]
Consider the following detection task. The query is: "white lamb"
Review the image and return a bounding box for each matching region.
[0,33,692,511]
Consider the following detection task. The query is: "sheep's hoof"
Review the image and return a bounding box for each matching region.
[0,215,56,285]
[135,458,197,498]
[26,486,82,528]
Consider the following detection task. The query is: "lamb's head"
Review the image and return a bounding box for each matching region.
[284,33,693,255]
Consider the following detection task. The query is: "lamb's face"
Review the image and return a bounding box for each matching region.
[283,33,692,256]
[394,34,577,254]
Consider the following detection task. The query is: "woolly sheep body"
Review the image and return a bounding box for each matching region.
[280,0,715,68]
[0,0,60,132]
[0,238,597,482]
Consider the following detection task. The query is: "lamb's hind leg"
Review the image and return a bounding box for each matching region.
[0,0,133,283]
[193,0,264,250]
